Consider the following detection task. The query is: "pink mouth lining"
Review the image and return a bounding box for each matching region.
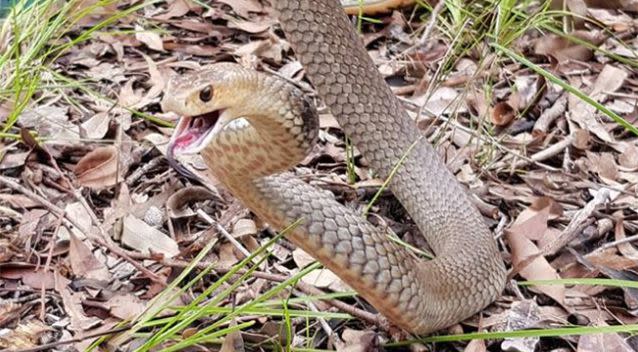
[167,110,221,180]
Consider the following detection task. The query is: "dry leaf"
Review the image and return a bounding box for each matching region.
[499,300,542,352]
[69,233,111,281]
[232,218,257,238]
[507,200,565,304]
[618,143,638,169]
[569,65,628,143]
[167,186,217,218]
[464,339,487,352]
[577,322,634,351]
[0,151,29,170]
[105,293,147,320]
[218,0,263,17]
[534,30,605,63]
[0,320,54,349]
[508,197,562,241]
[120,215,180,258]
[74,145,120,188]
[613,212,638,260]
[337,329,379,352]
[225,16,274,33]
[135,25,164,51]
[292,248,316,268]
[154,0,198,20]
[301,268,351,292]
[220,320,245,352]
[0,264,59,290]
[163,42,222,56]
[80,112,110,139]
[491,102,516,126]
[58,286,102,332]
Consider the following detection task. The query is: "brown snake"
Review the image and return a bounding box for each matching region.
[162,0,506,334]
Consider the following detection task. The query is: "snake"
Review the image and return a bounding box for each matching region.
[162,0,506,335]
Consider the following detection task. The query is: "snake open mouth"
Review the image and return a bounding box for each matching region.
[169,110,222,154]
[167,110,223,180]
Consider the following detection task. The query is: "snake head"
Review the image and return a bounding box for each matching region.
[162,67,234,157]
[162,64,242,179]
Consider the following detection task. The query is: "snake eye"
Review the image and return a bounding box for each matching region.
[199,86,212,102]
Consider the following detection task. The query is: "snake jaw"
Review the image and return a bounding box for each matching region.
[168,109,224,155]
[167,109,226,180]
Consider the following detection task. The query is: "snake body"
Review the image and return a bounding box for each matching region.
[163,0,506,335]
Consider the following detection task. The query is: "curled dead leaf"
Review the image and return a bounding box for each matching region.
[74,145,120,189]
[534,30,606,63]
[167,186,218,218]
[232,218,257,238]
[491,102,516,126]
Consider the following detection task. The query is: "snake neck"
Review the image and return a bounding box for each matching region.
[200,74,319,187]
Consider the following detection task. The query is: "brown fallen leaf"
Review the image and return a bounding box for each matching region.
[0,320,54,350]
[220,320,245,352]
[74,145,120,189]
[499,300,542,352]
[302,268,351,292]
[162,41,223,56]
[69,233,111,282]
[153,0,199,20]
[507,200,565,305]
[534,30,606,63]
[568,64,628,143]
[491,101,516,126]
[577,322,634,352]
[337,329,379,352]
[167,186,218,219]
[105,293,147,320]
[508,197,562,241]
[135,25,164,51]
[0,263,59,290]
[0,193,41,209]
[464,339,487,352]
[218,0,263,17]
[0,301,22,327]
[613,211,638,260]
[618,142,638,169]
[0,151,29,170]
[225,16,274,34]
[120,215,180,258]
[80,112,111,140]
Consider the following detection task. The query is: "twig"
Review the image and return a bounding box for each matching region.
[0,175,164,284]
[0,325,131,352]
[490,135,573,171]
[401,0,446,55]
[533,93,567,136]
[196,209,261,266]
[542,189,610,257]
[398,97,560,172]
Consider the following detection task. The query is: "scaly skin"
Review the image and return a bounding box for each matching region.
[163,0,506,335]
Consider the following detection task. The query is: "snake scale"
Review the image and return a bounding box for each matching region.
[163,0,506,334]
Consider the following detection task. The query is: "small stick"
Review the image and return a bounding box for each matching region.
[533,93,567,136]
[490,135,573,171]
[0,175,164,284]
[542,189,610,257]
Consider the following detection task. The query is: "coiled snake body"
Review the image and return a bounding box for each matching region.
[163,0,506,334]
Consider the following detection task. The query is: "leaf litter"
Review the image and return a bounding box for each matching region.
[1,0,638,351]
